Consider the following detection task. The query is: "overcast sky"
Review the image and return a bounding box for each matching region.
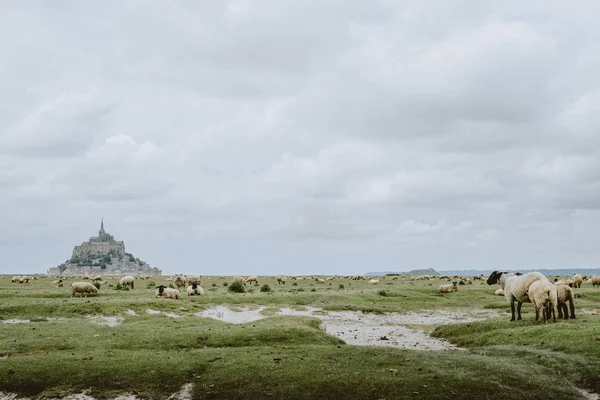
[1,1,600,276]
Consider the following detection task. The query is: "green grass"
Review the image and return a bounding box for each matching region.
[0,275,599,399]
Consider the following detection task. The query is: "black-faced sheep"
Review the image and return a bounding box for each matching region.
[526,280,558,324]
[571,274,583,288]
[276,276,286,285]
[155,285,180,299]
[487,270,552,322]
[174,274,187,288]
[591,275,600,288]
[186,283,204,296]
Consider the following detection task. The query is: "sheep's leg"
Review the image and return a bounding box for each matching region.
[516,302,523,320]
[510,300,516,321]
[569,300,576,319]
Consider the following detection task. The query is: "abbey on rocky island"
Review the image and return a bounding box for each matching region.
[48,219,161,276]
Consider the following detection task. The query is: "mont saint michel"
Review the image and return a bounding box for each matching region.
[48,220,161,276]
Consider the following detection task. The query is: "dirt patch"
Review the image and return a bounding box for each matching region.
[197,306,504,350]
[0,383,195,400]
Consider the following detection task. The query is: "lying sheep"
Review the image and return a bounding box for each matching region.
[495,288,504,296]
[591,275,600,288]
[571,273,583,289]
[155,285,180,300]
[555,284,576,319]
[71,282,98,297]
[527,280,558,324]
[119,275,135,289]
[439,282,458,293]
[368,279,380,284]
[186,283,204,296]
[487,270,552,322]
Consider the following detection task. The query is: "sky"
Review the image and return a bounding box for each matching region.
[1,1,600,276]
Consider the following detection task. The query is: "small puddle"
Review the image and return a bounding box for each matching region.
[88,316,123,327]
[196,306,503,350]
[2,319,31,324]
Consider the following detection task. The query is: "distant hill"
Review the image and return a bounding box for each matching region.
[366,268,439,276]
[366,268,600,277]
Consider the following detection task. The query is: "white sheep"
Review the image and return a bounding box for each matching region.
[368,279,380,285]
[71,282,98,297]
[119,275,135,289]
[233,276,247,287]
[570,274,584,288]
[155,285,180,300]
[439,282,458,293]
[246,276,259,284]
[591,275,600,288]
[52,279,63,285]
[555,284,576,320]
[487,270,552,321]
[186,283,205,296]
[276,276,286,285]
[495,288,504,296]
[174,274,187,288]
[526,280,558,324]
[554,278,573,287]
[315,278,325,284]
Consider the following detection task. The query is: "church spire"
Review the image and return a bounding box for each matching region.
[100,218,105,234]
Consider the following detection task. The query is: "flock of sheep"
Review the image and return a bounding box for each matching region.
[7,272,599,325]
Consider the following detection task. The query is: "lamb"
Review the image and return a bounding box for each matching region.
[495,288,504,296]
[71,282,98,297]
[186,283,204,296]
[555,284,576,319]
[571,274,583,288]
[246,276,259,284]
[439,282,458,293]
[526,280,558,324]
[487,270,552,321]
[155,285,180,300]
[368,279,380,285]
[119,275,135,289]
[591,275,600,288]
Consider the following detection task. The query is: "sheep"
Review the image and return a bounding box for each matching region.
[186,283,204,296]
[439,282,458,293]
[495,288,504,296]
[119,275,135,289]
[232,276,247,287]
[71,282,98,297]
[52,279,63,285]
[487,270,552,321]
[276,276,286,285]
[571,274,583,289]
[555,284,576,319]
[174,274,187,288]
[526,280,558,324]
[11,276,21,283]
[187,275,202,285]
[155,285,180,299]
[246,276,259,284]
[591,275,600,288]
[554,278,573,287]
[315,278,325,284]
[368,279,380,285]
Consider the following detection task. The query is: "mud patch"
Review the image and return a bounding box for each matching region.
[197,306,504,350]
[88,316,123,327]
[1,319,30,324]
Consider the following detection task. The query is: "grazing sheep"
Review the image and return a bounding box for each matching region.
[495,288,504,296]
[71,282,98,297]
[487,270,551,321]
[439,282,458,293]
[591,275,600,288]
[554,278,573,287]
[174,274,187,288]
[555,284,576,319]
[368,279,380,285]
[186,283,204,296]
[276,276,286,285]
[315,278,325,284]
[526,280,558,324]
[155,285,180,300]
[571,274,583,289]
[52,279,63,285]
[233,276,247,287]
[246,276,259,284]
[119,275,135,289]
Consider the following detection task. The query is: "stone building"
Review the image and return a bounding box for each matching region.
[48,220,161,276]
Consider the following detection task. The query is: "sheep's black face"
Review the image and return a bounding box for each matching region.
[192,283,197,289]
[487,271,503,285]
[157,285,165,294]
[514,272,522,276]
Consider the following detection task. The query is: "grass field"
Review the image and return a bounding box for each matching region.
[1,275,599,399]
